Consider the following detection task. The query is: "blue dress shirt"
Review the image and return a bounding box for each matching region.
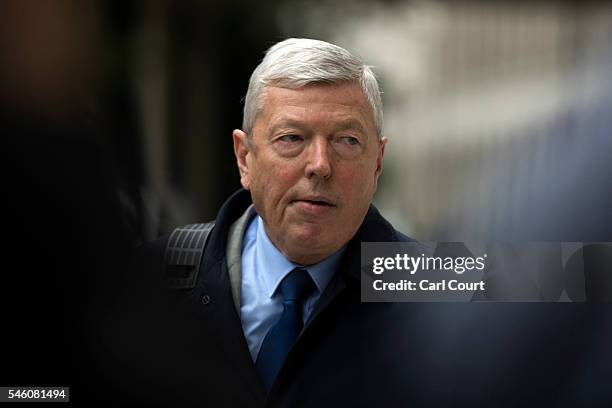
[240,213,345,362]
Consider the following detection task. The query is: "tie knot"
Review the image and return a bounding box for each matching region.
[279,268,316,302]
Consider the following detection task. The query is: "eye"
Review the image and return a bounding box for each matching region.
[339,136,360,145]
[331,135,363,159]
[273,133,305,157]
[279,134,303,143]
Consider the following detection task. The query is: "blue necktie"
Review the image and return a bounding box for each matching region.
[256,267,316,391]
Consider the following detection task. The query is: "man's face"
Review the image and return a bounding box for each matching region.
[233,82,386,265]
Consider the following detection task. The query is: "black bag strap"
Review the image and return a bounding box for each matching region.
[163,222,215,289]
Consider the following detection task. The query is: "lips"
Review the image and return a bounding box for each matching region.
[302,200,332,206]
[298,199,333,208]
[291,195,336,215]
[293,195,335,206]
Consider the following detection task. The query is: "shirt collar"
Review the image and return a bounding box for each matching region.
[254,215,345,299]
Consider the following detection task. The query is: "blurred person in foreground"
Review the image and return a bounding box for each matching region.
[121,38,611,408]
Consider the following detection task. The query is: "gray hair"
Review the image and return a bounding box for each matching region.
[242,38,383,137]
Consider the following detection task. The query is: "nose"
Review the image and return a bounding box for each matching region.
[304,137,332,180]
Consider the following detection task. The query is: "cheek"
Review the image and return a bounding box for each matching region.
[275,164,299,184]
[339,163,377,198]
[253,160,301,207]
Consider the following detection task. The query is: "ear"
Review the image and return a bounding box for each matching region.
[233,129,251,190]
[375,136,387,177]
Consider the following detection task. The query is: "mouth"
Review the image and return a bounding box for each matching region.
[293,196,336,207]
[291,196,337,214]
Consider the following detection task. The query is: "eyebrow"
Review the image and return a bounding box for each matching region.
[268,119,306,135]
[332,119,367,135]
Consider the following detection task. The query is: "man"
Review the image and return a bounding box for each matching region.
[118,39,611,408]
[116,38,410,407]
[228,37,414,396]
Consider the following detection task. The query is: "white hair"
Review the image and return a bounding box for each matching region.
[242,38,383,137]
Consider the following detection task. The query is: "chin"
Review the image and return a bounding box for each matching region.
[290,229,327,249]
[287,228,347,261]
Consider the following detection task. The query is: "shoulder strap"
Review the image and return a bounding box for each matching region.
[163,222,215,289]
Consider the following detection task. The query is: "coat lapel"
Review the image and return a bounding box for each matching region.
[302,204,395,332]
[186,190,266,403]
[188,257,267,404]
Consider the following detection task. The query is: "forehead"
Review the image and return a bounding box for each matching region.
[257,82,376,134]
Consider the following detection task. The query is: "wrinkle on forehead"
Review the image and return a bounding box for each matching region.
[257,83,377,138]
